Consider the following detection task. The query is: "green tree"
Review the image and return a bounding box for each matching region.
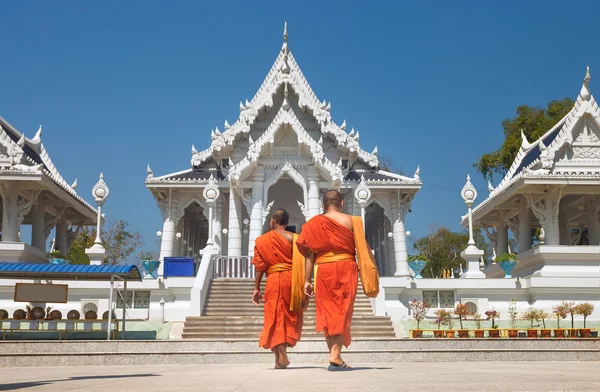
[474,98,574,181]
[64,228,95,265]
[412,227,492,278]
[63,220,142,265]
[104,220,143,265]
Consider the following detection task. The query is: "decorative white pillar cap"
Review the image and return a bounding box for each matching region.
[461,174,477,208]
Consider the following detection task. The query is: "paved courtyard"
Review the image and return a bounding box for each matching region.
[0,362,598,391]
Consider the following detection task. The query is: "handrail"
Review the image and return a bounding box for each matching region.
[189,245,219,317]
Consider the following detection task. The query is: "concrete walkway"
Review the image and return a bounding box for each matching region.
[0,362,598,391]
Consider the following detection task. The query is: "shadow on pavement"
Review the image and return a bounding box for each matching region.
[0,373,158,391]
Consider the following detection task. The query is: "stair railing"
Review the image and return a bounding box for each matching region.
[213,256,255,278]
[190,246,219,317]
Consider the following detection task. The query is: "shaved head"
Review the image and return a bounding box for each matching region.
[271,209,289,227]
[322,189,343,211]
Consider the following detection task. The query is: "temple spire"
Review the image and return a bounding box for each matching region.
[282,21,289,53]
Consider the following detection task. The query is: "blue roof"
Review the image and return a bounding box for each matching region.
[512,128,562,178]
[0,263,142,281]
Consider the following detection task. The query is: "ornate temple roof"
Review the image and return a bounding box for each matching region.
[0,116,97,216]
[463,67,600,225]
[147,23,421,189]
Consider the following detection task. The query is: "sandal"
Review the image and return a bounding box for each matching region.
[328,361,352,371]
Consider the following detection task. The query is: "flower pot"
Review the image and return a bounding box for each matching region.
[445,331,455,338]
[527,329,538,338]
[554,329,566,338]
[507,329,518,338]
[474,330,484,338]
[458,330,469,338]
[488,329,500,338]
[570,329,579,338]
[540,329,551,338]
[579,329,591,338]
[498,259,517,278]
[412,330,423,338]
[433,330,443,338]
[31,307,45,320]
[0,309,8,320]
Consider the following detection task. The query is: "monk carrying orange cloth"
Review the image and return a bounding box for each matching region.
[252,209,305,369]
[297,190,380,371]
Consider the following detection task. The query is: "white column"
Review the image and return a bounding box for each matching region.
[0,184,19,242]
[248,167,265,256]
[496,218,509,255]
[526,192,562,246]
[31,200,46,252]
[213,197,223,252]
[307,166,320,218]
[227,187,242,256]
[56,218,68,255]
[386,219,396,275]
[559,210,570,245]
[158,218,176,276]
[587,198,600,245]
[391,194,411,277]
[518,196,531,253]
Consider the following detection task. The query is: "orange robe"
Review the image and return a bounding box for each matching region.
[296,215,359,348]
[252,231,304,350]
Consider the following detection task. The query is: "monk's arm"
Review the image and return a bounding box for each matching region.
[304,253,315,284]
[253,271,264,291]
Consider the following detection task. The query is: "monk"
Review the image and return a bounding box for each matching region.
[297,189,379,371]
[252,209,305,369]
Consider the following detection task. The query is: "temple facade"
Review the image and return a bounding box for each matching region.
[146,24,422,278]
[0,117,96,262]
[462,67,600,279]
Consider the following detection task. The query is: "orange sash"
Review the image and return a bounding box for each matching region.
[315,251,355,264]
[290,234,309,312]
[267,263,292,274]
[351,216,380,298]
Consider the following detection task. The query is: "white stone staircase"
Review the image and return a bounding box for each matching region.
[182,278,396,340]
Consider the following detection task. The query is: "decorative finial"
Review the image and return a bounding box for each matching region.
[214,126,221,136]
[192,144,197,154]
[340,120,347,131]
[239,101,245,111]
[414,165,420,179]
[539,140,547,152]
[580,66,592,101]
[461,174,477,206]
[224,120,231,129]
[372,146,378,155]
[17,135,25,148]
[71,177,78,190]
[32,125,42,144]
[349,128,355,137]
[520,130,532,150]
[283,21,288,43]
[488,180,494,193]
[354,131,360,141]
[147,164,153,178]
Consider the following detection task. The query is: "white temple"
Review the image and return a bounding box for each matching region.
[146,23,422,278]
[0,117,96,262]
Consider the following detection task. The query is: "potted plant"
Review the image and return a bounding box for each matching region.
[473,313,484,338]
[485,309,500,337]
[538,310,551,338]
[559,301,577,337]
[454,303,471,338]
[433,309,447,338]
[522,307,539,338]
[409,299,430,338]
[507,299,519,338]
[575,302,594,338]
[552,304,567,338]
[443,312,455,338]
[494,253,518,278]
[407,255,428,279]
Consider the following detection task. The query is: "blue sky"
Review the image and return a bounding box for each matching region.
[2,1,598,255]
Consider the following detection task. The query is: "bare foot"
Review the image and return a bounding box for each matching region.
[277,345,290,368]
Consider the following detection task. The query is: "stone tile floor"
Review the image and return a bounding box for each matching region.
[0,362,598,391]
